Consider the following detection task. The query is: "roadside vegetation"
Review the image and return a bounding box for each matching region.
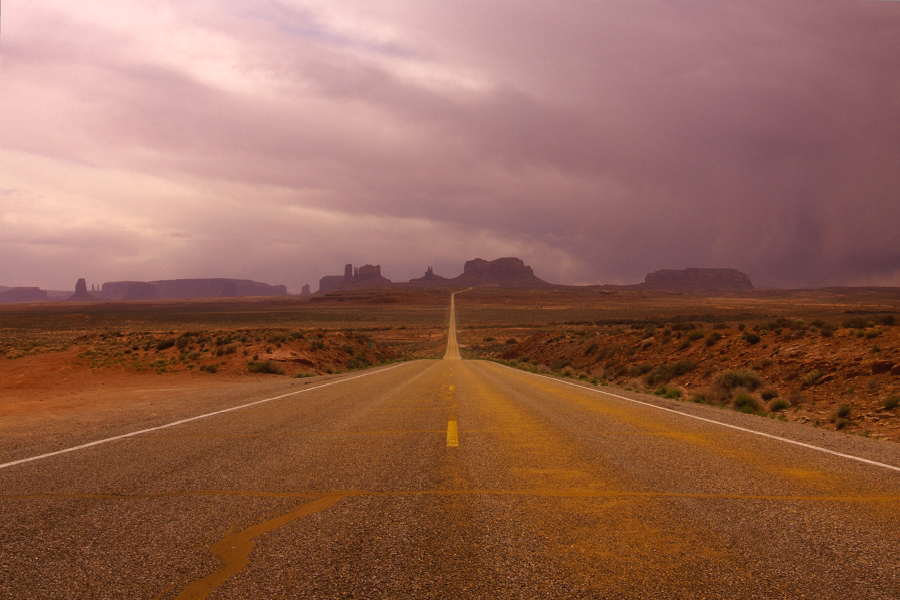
[464,306,900,440]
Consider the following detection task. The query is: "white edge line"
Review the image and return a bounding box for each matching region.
[491,362,900,474]
[0,362,410,471]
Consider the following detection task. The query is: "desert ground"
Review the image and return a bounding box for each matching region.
[2,286,899,441]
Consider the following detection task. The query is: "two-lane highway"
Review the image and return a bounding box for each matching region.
[2,292,900,598]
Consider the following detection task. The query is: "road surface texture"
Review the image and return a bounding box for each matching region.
[2,292,900,598]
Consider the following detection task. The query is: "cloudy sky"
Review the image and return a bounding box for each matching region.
[2,0,899,292]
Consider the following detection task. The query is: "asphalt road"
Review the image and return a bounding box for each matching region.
[2,292,900,598]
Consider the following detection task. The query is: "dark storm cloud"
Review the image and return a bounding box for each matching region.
[1,0,899,290]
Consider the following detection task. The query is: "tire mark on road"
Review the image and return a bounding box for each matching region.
[175,493,350,600]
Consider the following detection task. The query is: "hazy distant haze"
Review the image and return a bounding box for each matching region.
[2,1,899,291]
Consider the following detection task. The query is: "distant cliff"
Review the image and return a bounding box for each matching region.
[99,278,287,300]
[449,257,551,288]
[639,268,753,292]
[0,287,49,303]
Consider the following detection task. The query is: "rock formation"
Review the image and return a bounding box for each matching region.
[318,275,347,294]
[450,257,552,288]
[318,264,393,292]
[0,287,49,303]
[301,284,311,295]
[406,266,452,287]
[639,268,753,292]
[68,278,98,301]
[98,278,287,300]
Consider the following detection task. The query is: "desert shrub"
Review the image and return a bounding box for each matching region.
[506,338,518,344]
[671,323,696,332]
[268,332,288,344]
[705,332,722,346]
[584,343,598,355]
[176,335,192,349]
[341,344,355,355]
[248,360,284,374]
[834,418,848,430]
[769,399,789,412]
[732,391,761,413]
[156,338,176,351]
[346,356,371,370]
[876,314,897,326]
[842,317,870,329]
[655,385,683,399]
[645,361,696,386]
[817,323,837,337]
[882,396,900,411]
[865,329,882,339]
[713,370,764,395]
[802,370,823,386]
[742,332,761,345]
[835,404,852,419]
[483,336,496,342]
[688,330,705,341]
[550,359,572,371]
[199,364,218,373]
[761,389,779,401]
[788,390,806,406]
[629,364,653,377]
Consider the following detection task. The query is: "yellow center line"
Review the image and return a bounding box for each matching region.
[447,420,459,447]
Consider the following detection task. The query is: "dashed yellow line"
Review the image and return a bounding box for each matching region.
[447,420,459,447]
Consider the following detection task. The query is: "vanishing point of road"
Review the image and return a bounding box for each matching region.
[2,292,900,598]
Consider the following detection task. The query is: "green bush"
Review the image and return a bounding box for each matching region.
[688,330,705,341]
[713,370,764,395]
[733,392,760,413]
[742,332,761,345]
[769,399,789,412]
[655,385,682,400]
[802,370,823,386]
[836,404,852,419]
[199,364,218,373]
[483,336,496,342]
[645,360,696,386]
[761,389,779,401]
[506,338,518,344]
[247,360,284,375]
